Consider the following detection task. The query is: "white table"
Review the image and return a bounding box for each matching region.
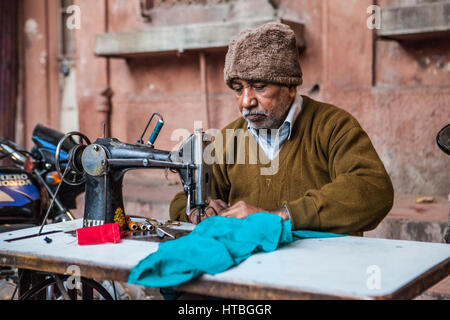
[0,219,449,300]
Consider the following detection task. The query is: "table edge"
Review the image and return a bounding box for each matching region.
[1,251,448,300]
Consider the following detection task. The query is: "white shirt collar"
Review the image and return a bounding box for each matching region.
[246,94,303,140]
[283,94,303,140]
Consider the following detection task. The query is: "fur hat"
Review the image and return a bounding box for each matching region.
[224,22,303,88]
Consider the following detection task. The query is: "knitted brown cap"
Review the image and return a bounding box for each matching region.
[224,22,303,88]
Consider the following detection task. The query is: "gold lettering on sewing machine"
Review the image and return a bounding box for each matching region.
[84,219,104,227]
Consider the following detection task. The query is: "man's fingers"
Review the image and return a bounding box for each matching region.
[188,206,216,225]
[206,207,217,217]
[220,209,233,217]
[215,199,229,209]
[208,201,221,214]
[221,209,246,219]
[209,200,227,215]
[218,201,261,220]
[220,206,241,218]
[210,198,229,210]
[219,201,243,215]
[218,205,230,215]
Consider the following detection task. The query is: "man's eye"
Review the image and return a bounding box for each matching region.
[253,84,266,91]
[232,87,243,94]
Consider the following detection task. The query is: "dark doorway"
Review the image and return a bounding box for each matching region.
[0,0,18,143]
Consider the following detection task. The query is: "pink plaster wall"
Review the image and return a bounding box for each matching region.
[74,0,109,139]
[21,0,61,149]
[56,0,450,196]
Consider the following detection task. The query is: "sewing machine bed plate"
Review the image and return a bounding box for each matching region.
[123,228,191,242]
[0,219,449,300]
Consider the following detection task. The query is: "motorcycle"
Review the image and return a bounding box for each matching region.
[0,124,86,299]
[436,124,450,244]
[0,119,178,300]
[0,124,131,300]
[0,124,84,232]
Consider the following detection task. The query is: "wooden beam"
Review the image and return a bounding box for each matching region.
[378,2,450,41]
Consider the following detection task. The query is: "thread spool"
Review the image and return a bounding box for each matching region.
[138,222,147,231]
[128,221,138,231]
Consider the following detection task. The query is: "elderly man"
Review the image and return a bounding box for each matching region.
[170,22,394,235]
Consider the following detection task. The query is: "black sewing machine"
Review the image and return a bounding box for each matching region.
[53,113,212,230]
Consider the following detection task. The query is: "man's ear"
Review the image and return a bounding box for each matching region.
[288,85,297,98]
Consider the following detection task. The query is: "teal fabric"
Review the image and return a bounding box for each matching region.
[128,212,345,288]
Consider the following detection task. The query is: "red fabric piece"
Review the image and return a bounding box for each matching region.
[76,223,121,245]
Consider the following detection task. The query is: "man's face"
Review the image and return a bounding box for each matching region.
[230,79,296,129]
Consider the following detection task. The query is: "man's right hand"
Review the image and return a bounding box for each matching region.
[188,198,229,225]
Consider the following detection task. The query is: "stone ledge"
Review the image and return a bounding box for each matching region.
[95,18,305,59]
[378,1,450,41]
[366,194,449,243]
[366,193,450,300]
[415,275,450,300]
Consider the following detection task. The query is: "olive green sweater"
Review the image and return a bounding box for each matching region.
[170,95,394,234]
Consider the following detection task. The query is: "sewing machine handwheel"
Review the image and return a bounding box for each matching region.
[55,132,91,186]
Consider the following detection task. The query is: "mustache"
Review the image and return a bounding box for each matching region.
[242,110,267,117]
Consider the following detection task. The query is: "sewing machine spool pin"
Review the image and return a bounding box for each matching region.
[138,113,164,147]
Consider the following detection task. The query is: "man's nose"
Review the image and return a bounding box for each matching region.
[241,87,257,109]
